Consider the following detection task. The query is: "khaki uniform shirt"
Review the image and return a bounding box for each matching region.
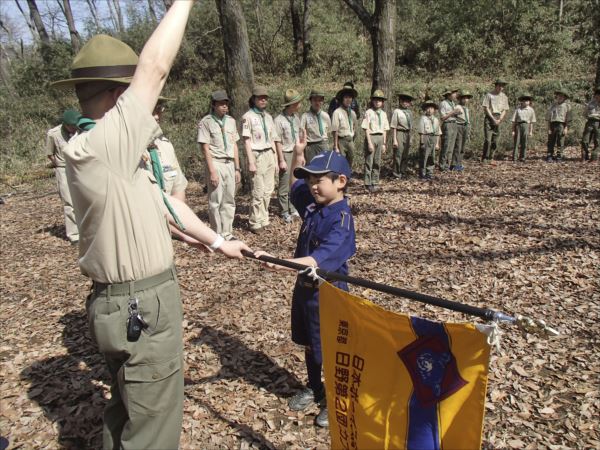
[46,124,72,168]
[361,108,390,134]
[300,109,331,143]
[511,106,537,124]
[390,108,413,131]
[585,100,600,120]
[455,105,471,125]
[547,101,571,123]
[242,109,278,150]
[439,100,458,122]
[143,136,188,196]
[331,107,357,138]
[64,89,173,283]
[482,92,509,115]
[417,115,442,135]
[197,114,239,159]
[274,112,301,152]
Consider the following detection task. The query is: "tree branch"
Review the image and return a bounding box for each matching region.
[342,0,372,28]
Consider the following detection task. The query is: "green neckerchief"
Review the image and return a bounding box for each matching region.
[346,107,353,131]
[283,112,297,142]
[403,108,412,129]
[251,106,269,141]
[464,106,470,124]
[148,145,185,231]
[211,113,228,150]
[310,108,324,136]
[374,108,382,130]
[429,116,439,134]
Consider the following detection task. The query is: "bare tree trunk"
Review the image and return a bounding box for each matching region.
[595,53,600,88]
[26,0,50,45]
[85,0,101,30]
[301,0,311,71]
[343,0,396,115]
[147,0,158,22]
[290,0,303,57]
[58,0,81,53]
[215,0,255,122]
[112,0,125,33]
[0,43,13,91]
[105,0,119,32]
[13,0,37,41]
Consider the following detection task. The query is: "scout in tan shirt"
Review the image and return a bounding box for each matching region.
[242,86,280,233]
[546,89,572,161]
[46,109,80,243]
[274,89,303,222]
[417,100,442,179]
[331,83,358,169]
[453,91,472,170]
[300,90,331,163]
[51,10,249,449]
[390,92,414,178]
[361,89,390,191]
[581,87,600,161]
[511,94,537,161]
[481,79,510,164]
[197,90,241,240]
[438,88,460,171]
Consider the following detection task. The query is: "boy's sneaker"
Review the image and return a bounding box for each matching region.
[545,155,553,162]
[315,405,329,428]
[288,387,315,411]
[282,213,293,223]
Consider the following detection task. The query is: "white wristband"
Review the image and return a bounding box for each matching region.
[209,235,224,252]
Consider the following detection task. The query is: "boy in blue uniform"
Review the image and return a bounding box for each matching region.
[256,150,356,428]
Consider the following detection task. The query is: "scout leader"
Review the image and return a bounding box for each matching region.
[274,89,303,223]
[453,90,473,171]
[331,83,358,169]
[390,92,414,179]
[511,93,537,162]
[581,86,600,162]
[481,79,510,165]
[438,88,460,171]
[546,88,572,162]
[197,90,241,241]
[46,109,81,244]
[361,89,390,192]
[417,100,442,180]
[51,3,250,448]
[300,90,331,164]
[242,86,280,234]
[145,96,188,201]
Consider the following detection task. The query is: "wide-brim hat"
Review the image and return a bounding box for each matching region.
[252,86,269,98]
[458,90,473,99]
[442,87,459,97]
[397,92,414,101]
[51,35,138,88]
[282,89,302,107]
[293,150,352,180]
[371,89,387,100]
[421,100,438,110]
[308,90,325,99]
[336,84,358,99]
[211,90,230,102]
[518,93,534,101]
[554,88,570,98]
[494,79,508,86]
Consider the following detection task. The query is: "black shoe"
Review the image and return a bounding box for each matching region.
[288,387,315,411]
[554,156,563,162]
[315,403,329,428]
[545,155,553,162]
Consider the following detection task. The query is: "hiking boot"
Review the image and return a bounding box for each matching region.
[288,387,315,411]
[315,405,329,428]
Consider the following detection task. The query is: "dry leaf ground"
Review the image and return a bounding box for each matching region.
[1,146,599,450]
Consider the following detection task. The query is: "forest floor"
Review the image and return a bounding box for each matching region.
[0,146,598,450]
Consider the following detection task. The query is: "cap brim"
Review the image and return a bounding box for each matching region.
[282,96,302,107]
[50,76,133,89]
[371,96,387,101]
[293,166,332,179]
[336,88,358,98]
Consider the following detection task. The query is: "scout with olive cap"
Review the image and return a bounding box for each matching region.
[361,89,390,191]
[511,93,537,161]
[46,108,81,244]
[144,96,189,202]
[417,100,441,180]
[274,89,303,222]
[390,92,414,178]
[51,5,250,448]
[581,86,600,161]
[242,86,280,234]
[331,83,358,168]
[452,90,473,171]
[301,90,332,163]
[481,79,510,164]
[438,88,460,171]
[197,90,241,240]
[546,88,572,161]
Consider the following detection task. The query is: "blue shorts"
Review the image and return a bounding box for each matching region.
[291,279,348,365]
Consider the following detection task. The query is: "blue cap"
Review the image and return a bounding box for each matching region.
[293,150,352,179]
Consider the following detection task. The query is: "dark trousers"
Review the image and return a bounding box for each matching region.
[439,122,458,170]
[547,122,566,158]
[453,123,469,167]
[419,135,436,177]
[513,122,530,160]
[581,119,599,161]
[393,130,411,177]
[482,114,501,161]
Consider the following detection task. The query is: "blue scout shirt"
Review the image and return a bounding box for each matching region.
[290,179,356,277]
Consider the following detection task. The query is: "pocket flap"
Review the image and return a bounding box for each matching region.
[124,354,181,383]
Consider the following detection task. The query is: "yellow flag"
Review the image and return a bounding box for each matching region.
[319,282,492,450]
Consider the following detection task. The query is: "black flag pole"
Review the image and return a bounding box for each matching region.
[241,250,559,337]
